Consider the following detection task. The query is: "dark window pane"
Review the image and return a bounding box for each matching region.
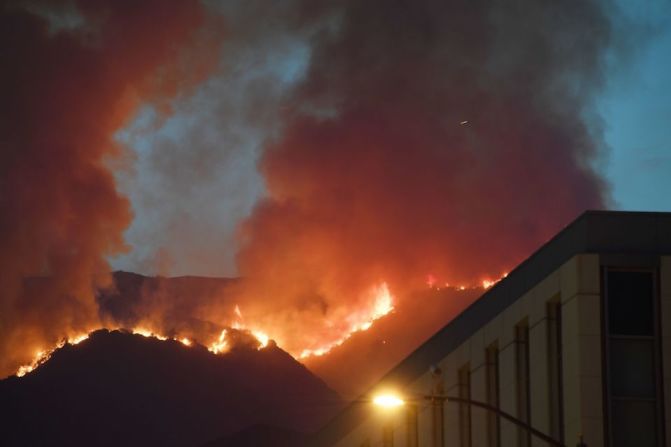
[547,302,564,442]
[607,271,654,335]
[611,400,657,447]
[515,325,530,447]
[459,366,471,447]
[486,346,500,447]
[609,339,656,398]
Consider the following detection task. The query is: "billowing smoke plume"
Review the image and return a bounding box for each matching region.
[3,0,619,379]
[232,0,612,354]
[0,0,218,377]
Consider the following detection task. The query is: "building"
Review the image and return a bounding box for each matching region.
[310,211,671,447]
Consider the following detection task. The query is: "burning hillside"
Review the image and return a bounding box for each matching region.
[303,286,484,397]
[12,272,397,383]
[13,272,493,401]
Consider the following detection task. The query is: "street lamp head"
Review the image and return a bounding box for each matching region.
[373,393,405,408]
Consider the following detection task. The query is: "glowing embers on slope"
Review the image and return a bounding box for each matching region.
[132,327,168,341]
[130,324,270,355]
[131,328,195,347]
[14,321,273,378]
[14,328,195,378]
[130,327,196,347]
[425,272,509,291]
[16,333,91,377]
[298,282,395,359]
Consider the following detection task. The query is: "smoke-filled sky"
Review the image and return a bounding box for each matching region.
[2,0,670,375]
[111,0,671,278]
[0,0,222,375]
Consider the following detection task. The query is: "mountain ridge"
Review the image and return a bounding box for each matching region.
[0,329,341,447]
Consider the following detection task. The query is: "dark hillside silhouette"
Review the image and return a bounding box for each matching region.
[200,424,307,447]
[0,330,340,447]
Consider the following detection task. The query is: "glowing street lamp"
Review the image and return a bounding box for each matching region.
[372,393,405,408]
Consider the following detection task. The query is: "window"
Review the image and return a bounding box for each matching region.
[459,364,472,447]
[604,269,663,447]
[607,271,654,336]
[515,323,531,447]
[486,344,500,447]
[547,301,564,443]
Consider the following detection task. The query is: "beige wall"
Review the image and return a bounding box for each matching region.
[560,255,602,446]
[333,254,671,447]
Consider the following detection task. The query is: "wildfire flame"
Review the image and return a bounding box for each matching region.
[14,322,273,378]
[424,272,509,292]
[132,327,168,340]
[14,272,504,378]
[16,333,91,377]
[481,279,493,289]
[298,282,394,359]
[209,329,229,354]
[15,328,200,378]
[229,305,271,349]
[251,330,270,348]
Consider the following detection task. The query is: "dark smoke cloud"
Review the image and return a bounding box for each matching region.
[0,0,219,377]
[233,0,613,354]
[2,0,621,378]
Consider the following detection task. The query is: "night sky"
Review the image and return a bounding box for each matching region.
[600,0,671,212]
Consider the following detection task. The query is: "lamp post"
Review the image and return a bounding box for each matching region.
[372,392,580,447]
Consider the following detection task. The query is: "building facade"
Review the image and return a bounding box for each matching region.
[311,211,671,447]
